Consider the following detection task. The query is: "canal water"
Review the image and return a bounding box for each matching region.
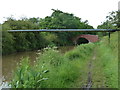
[2,46,75,82]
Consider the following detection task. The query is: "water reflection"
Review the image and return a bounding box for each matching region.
[2,50,38,81]
[2,46,74,81]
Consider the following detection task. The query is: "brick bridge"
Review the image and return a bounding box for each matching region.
[73,34,99,45]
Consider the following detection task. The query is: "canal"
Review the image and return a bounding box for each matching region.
[2,46,75,82]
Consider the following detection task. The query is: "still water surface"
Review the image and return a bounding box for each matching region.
[2,46,74,81]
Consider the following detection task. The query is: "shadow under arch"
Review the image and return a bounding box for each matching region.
[76,38,89,45]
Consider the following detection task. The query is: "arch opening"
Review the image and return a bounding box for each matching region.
[76,38,89,45]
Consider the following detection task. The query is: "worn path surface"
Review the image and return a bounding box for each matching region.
[81,48,106,89]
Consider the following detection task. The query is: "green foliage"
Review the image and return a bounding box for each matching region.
[97,10,120,37]
[2,9,95,55]
[97,11,120,29]
[11,57,48,88]
[65,43,94,60]
[40,32,58,46]
[13,32,30,51]
[38,9,94,46]
[95,32,118,88]
[37,47,64,67]
[97,20,116,29]
[25,32,37,49]
[10,32,118,88]
[40,9,93,29]
[11,43,95,88]
[3,17,39,30]
[2,31,15,54]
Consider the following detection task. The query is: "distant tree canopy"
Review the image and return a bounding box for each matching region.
[40,9,93,29]
[97,11,120,29]
[2,9,93,30]
[97,11,120,37]
[2,17,40,30]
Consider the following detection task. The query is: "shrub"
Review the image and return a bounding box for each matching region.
[10,57,48,88]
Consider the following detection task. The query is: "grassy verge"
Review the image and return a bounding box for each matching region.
[92,32,118,88]
[10,43,95,88]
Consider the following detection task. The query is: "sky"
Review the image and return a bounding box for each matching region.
[0,0,120,28]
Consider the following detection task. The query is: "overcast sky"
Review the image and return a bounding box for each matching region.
[0,0,119,28]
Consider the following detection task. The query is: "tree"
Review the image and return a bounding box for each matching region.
[97,11,119,29]
[40,9,93,29]
[2,31,15,54]
[39,9,94,45]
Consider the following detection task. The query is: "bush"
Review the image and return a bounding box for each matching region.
[10,57,48,88]
[2,31,15,55]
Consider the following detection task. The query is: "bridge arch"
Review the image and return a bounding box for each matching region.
[76,38,89,45]
[73,34,99,45]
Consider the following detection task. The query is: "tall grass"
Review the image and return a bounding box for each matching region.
[95,32,118,88]
[10,43,95,88]
[10,57,49,88]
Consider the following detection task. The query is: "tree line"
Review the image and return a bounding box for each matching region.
[2,9,94,55]
[97,11,120,29]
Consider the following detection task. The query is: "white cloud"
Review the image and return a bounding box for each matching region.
[0,0,119,28]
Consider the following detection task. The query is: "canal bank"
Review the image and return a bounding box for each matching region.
[2,46,75,82]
